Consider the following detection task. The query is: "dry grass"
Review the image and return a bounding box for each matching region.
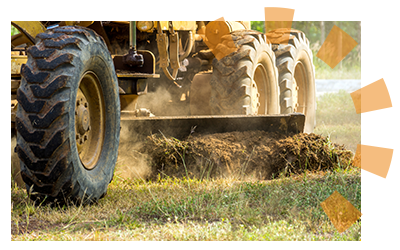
[11,166,361,241]
[11,85,361,242]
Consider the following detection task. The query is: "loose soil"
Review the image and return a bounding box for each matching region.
[139,131,354,181]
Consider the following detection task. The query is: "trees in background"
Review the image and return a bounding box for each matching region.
[11,25,19,36]
[251,21,361,73]
[12,21,361,46]
[251,21,361,45]
[11,21,361,71]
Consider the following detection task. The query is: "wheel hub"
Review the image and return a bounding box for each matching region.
[74,71,105,170]
[75,92,91,145]
[76,103,90,135]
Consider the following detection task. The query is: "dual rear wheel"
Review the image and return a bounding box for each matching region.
[15,26,315,204]
[208,29,316,133]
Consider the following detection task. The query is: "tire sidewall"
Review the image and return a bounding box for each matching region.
[270,29,317,133]
[293,44,316,133]
[251,42,280,114]
[68,39,120,200]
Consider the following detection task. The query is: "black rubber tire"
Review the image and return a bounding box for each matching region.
[210,30,279,115]
[15,26,120,204]
[267,29,316,133]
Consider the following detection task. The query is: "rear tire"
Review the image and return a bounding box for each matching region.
[210,30,279,115]
[15,26,120,204]
[267,29,316,133]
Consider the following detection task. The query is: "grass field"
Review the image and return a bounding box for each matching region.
[11,89,361,242]
[11,168,360,241]
[11,90,361,241]
[314,90,361,153]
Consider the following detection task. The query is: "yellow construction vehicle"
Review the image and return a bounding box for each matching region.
[11,21,315,204]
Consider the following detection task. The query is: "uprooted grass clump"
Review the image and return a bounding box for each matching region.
[141,131,354,181]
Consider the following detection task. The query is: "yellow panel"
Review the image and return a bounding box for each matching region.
[11,21,46,41]
[155,21,197,31]
[63,21,94,27]
[11,55,27,76]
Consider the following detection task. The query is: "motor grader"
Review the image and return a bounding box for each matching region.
[11,21,315,204]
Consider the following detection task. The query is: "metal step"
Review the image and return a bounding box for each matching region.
[116,72,160,78]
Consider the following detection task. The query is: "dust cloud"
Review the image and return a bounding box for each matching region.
[115,141,152,181]
[136,86,173,116]
[116,83,190,182]
[116,84,176,180]
[11,131,24,187]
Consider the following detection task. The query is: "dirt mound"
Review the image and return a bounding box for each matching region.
[140,131,354,181]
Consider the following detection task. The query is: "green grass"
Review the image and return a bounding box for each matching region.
[314,90,361,153]
[313,51,361,79]
[311,42,361,80]
[315,65,360,80]
[11,91,361,241]
[11,166,361,241]
[11,23,360,241]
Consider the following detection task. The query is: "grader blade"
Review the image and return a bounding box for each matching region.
[119,113,305,143]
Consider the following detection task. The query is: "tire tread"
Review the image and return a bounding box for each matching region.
[16,26,118,204]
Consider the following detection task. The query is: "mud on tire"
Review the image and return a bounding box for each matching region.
[267,29,316,133]
[15,26,120,204]
[210,30,279,115]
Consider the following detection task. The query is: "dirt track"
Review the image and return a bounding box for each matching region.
[130,131,354,181]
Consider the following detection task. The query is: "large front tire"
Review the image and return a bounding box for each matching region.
[15,26,120,204]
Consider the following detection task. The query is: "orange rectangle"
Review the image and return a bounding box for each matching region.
[316,25,358,69]
[350,89,362,114]
[320,190,362,234]
[350,78,392,114]
[264,7,294,45]
[361,78,393,113]
[264,7,295,21]
[353,144,393,178]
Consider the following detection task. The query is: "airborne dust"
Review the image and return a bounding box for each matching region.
[115,129,354,181]
[115,80,354,181]
[116,85,174,180]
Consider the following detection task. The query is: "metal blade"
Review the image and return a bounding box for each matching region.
[120,113,305,143]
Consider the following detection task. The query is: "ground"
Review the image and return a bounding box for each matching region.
[11,91,361,241]
[11,168,361,240]
[140,131,353,181]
